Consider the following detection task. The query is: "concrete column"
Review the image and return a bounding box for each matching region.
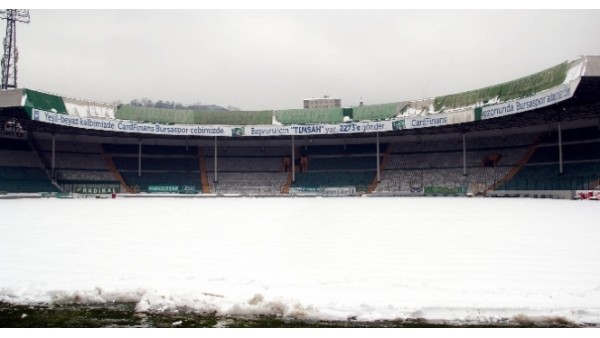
[138,140,142,177]
[462,133,467,176]
[51,134,56,178]
[376,132,380,183]
[558,122,564,174]
[291,135,295,183]
[214,136,218,183]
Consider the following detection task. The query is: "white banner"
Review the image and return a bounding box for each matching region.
[480,84,572,120]
[31,108,232,137]
[243,121,393,137]
[406,115,449,129]
[31,108,398,138]
[290,186,357,195]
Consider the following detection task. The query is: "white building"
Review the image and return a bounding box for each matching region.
[303,96,341,109]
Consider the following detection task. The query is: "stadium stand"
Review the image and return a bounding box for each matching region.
[205,146,290,194]
[32,138,121,193]
[289,144,383,194]
[497,127,600,191]
[105,144,201,193]
[1,56,599,197]
[374,133,539,195]
[0,139,59,193]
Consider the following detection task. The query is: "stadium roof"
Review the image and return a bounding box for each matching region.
[1,55,599,140]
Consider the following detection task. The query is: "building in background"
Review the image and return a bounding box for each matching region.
[303,96,341,109]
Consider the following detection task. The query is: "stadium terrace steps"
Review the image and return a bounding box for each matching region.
[489,133,544,191]
[536,126,600,144]
[368,143,393,194]
[0,166,60,193]
[203,145,292,194]
[104,144,202,193]
[288,144,388,193]
[207,172,288,195]
[496,130,600,191]
[292,171,375,193]
[205,157,282,172]
[27,136,63,192]
[281,170,293,194]
[498,162,600,190]
[374,133,540,195]
[0,138,59,193]
[121,172,200,192]
[0,149,41,167]
[101,152,133,194]
[307,156,377,171]
[1,122,599,195]
[529,141,600,164]
[301,144,384,156]
[198,147,211,193]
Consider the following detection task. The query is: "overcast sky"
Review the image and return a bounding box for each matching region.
[12,9,600,110]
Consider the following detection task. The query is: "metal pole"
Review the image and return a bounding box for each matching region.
[558,122,564,175]
[376,132,380,183]
[462,133,467,176]
[138,139,142,177]
[214,136,218,183]
[51,134,56,178]
[291,135,295,183]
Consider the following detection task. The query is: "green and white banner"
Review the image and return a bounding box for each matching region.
[476,84,572,120]
[31,107,398,137]
[148,185,180,193]
[74,185,119,194]
[31,108,232,137]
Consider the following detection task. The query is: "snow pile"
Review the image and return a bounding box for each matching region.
[1,197,599,324]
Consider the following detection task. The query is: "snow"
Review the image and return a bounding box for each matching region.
[1,197,599,325]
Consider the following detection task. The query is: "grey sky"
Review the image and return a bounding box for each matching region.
[13,9,600,110]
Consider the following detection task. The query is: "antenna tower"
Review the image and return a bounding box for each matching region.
[1,9,30,90]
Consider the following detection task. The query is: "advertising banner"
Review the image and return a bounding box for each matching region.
[424,186,467,195]
[148,185,180,193]
[405,116,449,129]
[289,186,356,195]
[31,107,398,138]
[74,185,119,194]
[31,108,232,137]
[476,84,572,120]
[244,121,393,137]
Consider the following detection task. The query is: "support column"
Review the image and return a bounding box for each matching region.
[51,134,56,178]
[558,122,563,174]
[138,139,142,177]
[214,136,218,183]
[462,133,467,176]
[376,132,380,183]
[291,135,295,183]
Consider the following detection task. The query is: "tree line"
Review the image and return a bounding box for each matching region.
[128,98,240,112]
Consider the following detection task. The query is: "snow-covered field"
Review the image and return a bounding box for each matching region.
[1,197,599,325]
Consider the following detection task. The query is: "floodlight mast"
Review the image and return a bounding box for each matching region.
[1,9,30,90]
